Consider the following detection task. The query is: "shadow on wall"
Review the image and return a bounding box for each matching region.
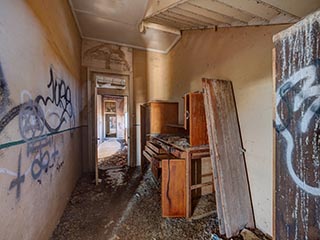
[0,62,10,114]
[0,63,76,200]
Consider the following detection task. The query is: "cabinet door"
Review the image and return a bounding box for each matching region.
[189,93,208,146]
[184,94,190,130]
[150,102,178,134]
[162,159,186,217]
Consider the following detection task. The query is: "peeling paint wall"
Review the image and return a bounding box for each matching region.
[136,24,289,235]
[0,0,82,239]
[82,39,132,72]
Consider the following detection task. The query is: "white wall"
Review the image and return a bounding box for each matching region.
[0,0,83,239]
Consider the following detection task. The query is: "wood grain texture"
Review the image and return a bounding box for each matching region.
[203,81,226,234]
[188,92,209,146]
[149,102,179,134]
[203,78,254,237]
[162,159,186,217]
[273,11,320,240]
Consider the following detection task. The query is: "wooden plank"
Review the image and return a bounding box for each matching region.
[145,145,157,157]
[190,181,213,190]
[189,92,209,146]
[186,152,192,218]
[203,82,226,235]
[202,173,213,177]
[147,141,166,154]
[162,159,186,217]
[153,137,187,158]
[191,151,210,159]
[203,78,254,237]
[273,10,320,239]
[184,94,189,129]
[143,150,153,163]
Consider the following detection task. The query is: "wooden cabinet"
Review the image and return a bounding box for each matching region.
[140,101,179,171]
[161,159,186,217]
[146,101,179,134]
[184,92,208,146]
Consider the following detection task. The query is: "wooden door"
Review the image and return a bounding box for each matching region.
[203,79,254,237]
[273,10,320,239]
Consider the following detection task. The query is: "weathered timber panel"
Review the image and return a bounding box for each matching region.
[203,79,254,237]
[189,92,208,146]
[273,10,320,240]
[162,159,186,217]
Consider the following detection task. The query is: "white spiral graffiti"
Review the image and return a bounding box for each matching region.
[276,64,320,195]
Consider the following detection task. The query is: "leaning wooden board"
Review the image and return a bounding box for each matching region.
[273,10,320,239]
[203,79,254,237]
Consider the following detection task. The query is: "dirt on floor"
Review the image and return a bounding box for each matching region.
[51,165,270,240]
[98,141,128,169]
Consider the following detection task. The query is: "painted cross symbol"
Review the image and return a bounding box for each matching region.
[9,151,25,200]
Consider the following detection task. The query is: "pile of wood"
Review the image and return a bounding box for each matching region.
[203,79,255,238]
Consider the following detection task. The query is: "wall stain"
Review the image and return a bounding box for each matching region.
[0,62,10,116]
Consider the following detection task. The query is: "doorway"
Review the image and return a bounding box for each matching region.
[87,70,133,184]
[97,95,129,170]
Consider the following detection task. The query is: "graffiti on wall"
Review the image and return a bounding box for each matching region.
[0,66,75,135]
[275,61,320,196]
[0,65,74,200]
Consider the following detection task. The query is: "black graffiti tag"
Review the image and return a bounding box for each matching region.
[35,67,75,132]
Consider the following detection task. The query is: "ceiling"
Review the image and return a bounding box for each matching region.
[69,0,180,53]
[69,0,320,53]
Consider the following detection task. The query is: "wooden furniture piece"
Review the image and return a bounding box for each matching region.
[162,159,186,217]
[151,136,212,218]
[143,101,179,135]
[143,140,169,179]
[203,78,254,238]
[140,101,180,171]
[273,11,320,239]
[184,92,208,146]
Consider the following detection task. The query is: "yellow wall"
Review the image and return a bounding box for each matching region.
[0,0,83,239]
[135,24,289,235]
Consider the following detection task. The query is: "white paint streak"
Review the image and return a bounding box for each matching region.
[0,168,17,177]
[276,64,320,196]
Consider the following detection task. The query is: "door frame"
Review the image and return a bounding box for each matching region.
[87,67,134,184]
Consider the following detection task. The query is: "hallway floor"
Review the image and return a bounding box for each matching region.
[51,166,270,240]
[98,139,128,169]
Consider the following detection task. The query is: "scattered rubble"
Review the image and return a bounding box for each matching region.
[98,143,128,170]
[51,156,271,240]
[240,229,261,240]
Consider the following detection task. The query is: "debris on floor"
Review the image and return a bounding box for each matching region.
[51,164,271,240]
[240,229,261,240]
[98,140,128,170]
